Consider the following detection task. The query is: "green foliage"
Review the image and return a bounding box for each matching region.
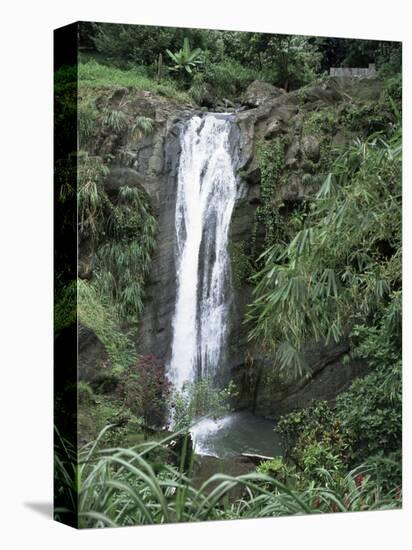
[121,355,171,427]
[94,185,157,325]
[256,457,297,485]
[78,98,155,148]
[77,152,108,240]
[247,126,401,378]
[364,452,402,493]
[229,241,254,288]
[200,59,268,99]
[78,100,99,148]
[130,116,155,140]
[302,107,339,137]
[103,108,128,132]
[312,36,401,74]
[275,346,401,493]
[75,153,157,328]
[54,282,77,334]
[335,306,402,468]
[78,60,192,104]
[91,23,207,67]
[255,138,284,246]
[276,401,351,460]
[339,102,394,135]
[188,73,210,104]
[382,73,402,116]
[79,23,402,99]
[54,426,400,527]
[77,279,137,372]
[187,59,269,104]
[217,32,321,90]
[170,379,238,429]
[336,368,401,463]
[166,38,204,78]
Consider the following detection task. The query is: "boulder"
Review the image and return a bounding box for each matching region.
[104,166,146,194]
[301,135,320,162]
[264,118,282,139]
[284,139,301,170]
[237,342,369,418]
[276,173,305,202]
[243,80,285,108]
[300,79,344,105]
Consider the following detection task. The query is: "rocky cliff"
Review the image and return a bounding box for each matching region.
[78,75,384,419]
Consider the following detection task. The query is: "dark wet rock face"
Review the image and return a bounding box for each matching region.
[235,342,369,418]
[136,117,185,362]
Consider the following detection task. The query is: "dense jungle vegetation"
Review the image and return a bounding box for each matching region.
[54,23,402,527]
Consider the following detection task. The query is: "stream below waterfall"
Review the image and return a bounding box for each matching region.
[190,412,282,458]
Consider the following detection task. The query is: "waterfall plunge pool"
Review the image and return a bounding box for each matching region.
[190,412,282,459]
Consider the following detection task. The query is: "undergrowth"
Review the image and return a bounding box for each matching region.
[54,426,401,528]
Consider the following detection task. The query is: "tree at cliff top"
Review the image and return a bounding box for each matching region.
[79,22,401,93]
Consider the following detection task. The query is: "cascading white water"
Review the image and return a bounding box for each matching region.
[167,114,238,390]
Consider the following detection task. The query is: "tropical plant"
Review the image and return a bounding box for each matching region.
[247,128,401,379]
[77,279,137,371]
[130,116,155,140]
[94,185,157,324]
[54,426,401,528]
[103,108,128,132]
[77,152,108,240]
[166,37,204,78]
[78,100,99,147]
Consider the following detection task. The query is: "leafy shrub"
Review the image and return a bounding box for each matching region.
[247,127,401,378]
[200,59,265,99]
[275,329,401,493]
[254,138,285,246]
[364,451,402,492]
[77,279,137,371]
[302,107,339,136]
[122,355,171,428]
[54,427,401,528]
[382,73,402,118]
[165,37,204,82]
[229,241,255,289]
[188,72,211,104]
[336,367,401,463]
[77,152,108,240]
[94,185,157,324]
[275,401,353,468]
[130,116,155,140]
[339,102,393,135]
[103,108,128,132]
[257,457,297,485]
[78,100,99,147]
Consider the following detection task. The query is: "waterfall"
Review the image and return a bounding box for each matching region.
[167,114,238,390]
